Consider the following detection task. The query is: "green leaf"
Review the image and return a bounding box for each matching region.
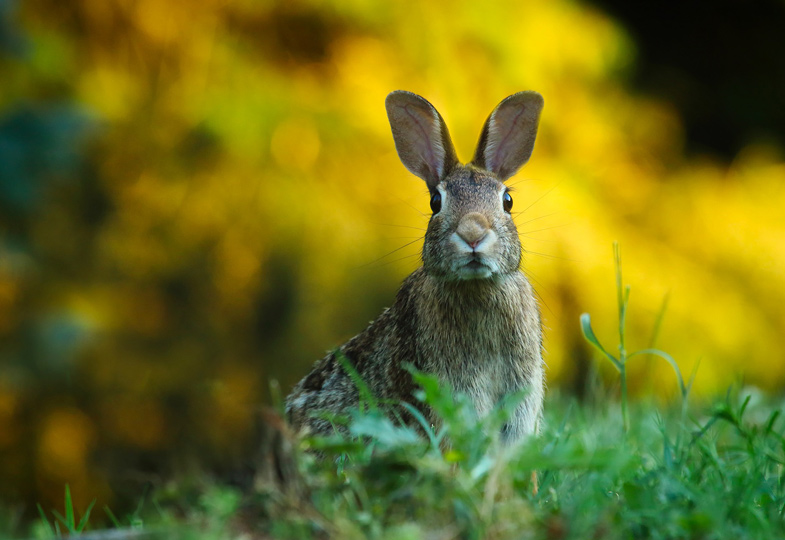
[400,401,442,448]
[628,348,686,397]
[580,313,621,371]
[306,436,366,455]
[349,412,421,448]
[469,454,496,481]
[622,481,646,510]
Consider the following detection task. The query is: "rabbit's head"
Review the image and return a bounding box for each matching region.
[386,91,544,281]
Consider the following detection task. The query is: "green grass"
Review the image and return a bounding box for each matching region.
[33,486,94,538]
[14,384,785,540]
[253,384,785,540]
[10,247,785,539]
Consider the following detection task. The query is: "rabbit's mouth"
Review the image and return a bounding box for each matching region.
[457,257,493,280]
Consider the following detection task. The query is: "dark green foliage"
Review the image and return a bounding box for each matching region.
[0,0,24,56]
[0,105,92,214]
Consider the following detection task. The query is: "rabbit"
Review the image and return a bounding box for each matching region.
[286,90,545,445]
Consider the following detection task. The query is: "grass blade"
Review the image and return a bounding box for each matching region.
[52,509,70,532]
[65,484,75,530]
[36,504,54,537]
[77,499,96,531]
[104,505,121,528]
[336,351,378,411]
[614,241,623,321]
[648,292,670,349]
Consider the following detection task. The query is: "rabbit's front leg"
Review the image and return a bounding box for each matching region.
[500,385,543,444]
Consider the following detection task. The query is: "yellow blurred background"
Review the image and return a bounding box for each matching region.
[0,0,784,522]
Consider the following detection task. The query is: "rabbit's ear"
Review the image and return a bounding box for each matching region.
[386,91,458,189]
[472,91,544,181]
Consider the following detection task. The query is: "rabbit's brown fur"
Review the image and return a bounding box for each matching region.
[286,91,545,444]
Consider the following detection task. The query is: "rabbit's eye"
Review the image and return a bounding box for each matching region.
[503,191,513,213]
[430,192,442,213]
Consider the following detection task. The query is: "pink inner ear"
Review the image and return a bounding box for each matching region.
[488,106,526,174]
[402,103,440,176]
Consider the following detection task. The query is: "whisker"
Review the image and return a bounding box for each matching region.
[523,249,577,262]
[383,189,431,218]
[521,223,571,235]
[513,211,559,224]
[521,268,555,318]
[355,237,424,269]
[519,234,558,243]
[374,223,427,232]
[372,252,422,269]
[395,195,429,218]
[506,177,532,189]
[517,184,560,216]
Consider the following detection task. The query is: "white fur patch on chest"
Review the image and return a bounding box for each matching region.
[445,351,523,417]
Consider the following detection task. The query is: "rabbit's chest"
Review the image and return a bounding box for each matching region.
[425,325,528,415]
[412,271,541,414]
[453,354,519,416]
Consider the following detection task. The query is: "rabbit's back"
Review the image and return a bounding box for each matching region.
[285,285,420,436]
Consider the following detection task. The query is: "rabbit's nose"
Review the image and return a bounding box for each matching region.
[457,212,490,248]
